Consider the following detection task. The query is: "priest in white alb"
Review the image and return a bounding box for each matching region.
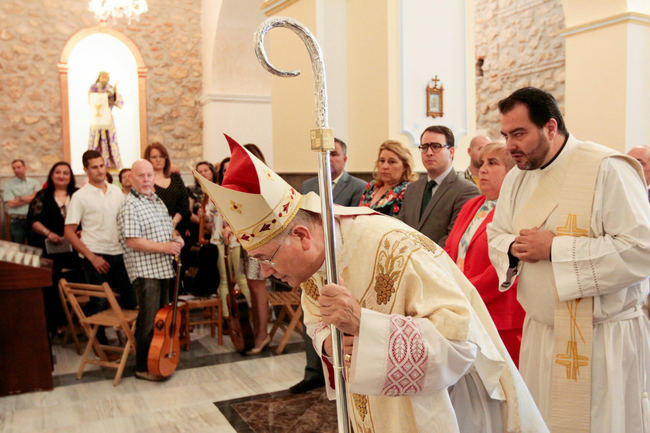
[196,134,548,433]
[487,87,650,433]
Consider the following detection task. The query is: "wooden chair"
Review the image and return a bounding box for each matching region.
[58,282,88,354]
[59,279,138,386]
[179,295,223,351]
[268,285,303,354]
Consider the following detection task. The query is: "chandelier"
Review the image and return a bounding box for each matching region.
[88,0,148,24]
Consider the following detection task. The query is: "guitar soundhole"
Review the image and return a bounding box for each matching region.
[155,319,165,331]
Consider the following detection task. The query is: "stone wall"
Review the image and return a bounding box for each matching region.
[0,0,202,176]
[475,0,566,139]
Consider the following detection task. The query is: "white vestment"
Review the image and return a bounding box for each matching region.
[302,213,548,433]
[487,135,650,433]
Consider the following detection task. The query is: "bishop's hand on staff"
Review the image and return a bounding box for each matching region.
[195,134,549,433]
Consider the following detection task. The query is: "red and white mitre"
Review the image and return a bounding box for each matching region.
[193,134,374,250]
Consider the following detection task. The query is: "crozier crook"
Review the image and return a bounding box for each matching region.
[255,17,350,433]
[254,17,329,129]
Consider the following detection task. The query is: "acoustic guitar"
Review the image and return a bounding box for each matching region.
[225,254,254,353]
[148,255,182,377]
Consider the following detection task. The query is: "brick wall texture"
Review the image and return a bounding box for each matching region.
[475,0,566,139]
[0,0,202,175]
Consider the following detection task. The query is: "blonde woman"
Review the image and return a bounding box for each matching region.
[358,139,418,216]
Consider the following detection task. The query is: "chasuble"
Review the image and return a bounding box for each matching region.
[302,213,548,433]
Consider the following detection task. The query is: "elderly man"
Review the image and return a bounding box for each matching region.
[487,87,650,433]
[196,135,547,433]
[3,159,40,244]
[117,159,183,381]
[627,146,650,201]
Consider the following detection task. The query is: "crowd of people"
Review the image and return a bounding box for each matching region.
[3,140,280,374]
[3,86,650,432]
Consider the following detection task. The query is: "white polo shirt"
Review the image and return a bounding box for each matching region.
[65,181,125,255]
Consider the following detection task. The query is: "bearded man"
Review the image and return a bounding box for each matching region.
[487,87,650,433]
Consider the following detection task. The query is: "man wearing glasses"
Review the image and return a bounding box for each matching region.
[398,125,479,245]
[196,135,548,433]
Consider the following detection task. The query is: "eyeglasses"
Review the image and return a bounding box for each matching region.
[418,142,452,153]
[254,242,283,267]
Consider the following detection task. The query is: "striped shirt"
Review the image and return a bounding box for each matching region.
[117,189,175,282]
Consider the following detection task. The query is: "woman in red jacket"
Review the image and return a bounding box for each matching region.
[444,142,525,366]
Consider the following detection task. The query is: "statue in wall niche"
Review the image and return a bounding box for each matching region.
[88,71,123,169]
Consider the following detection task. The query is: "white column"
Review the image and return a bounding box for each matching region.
[561,1,650,151]
[200,0,273,165]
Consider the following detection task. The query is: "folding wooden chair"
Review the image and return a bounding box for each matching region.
[179,295,223,351]
[59,279,138,386]
[268,285,303,354]
[58,281,88,354]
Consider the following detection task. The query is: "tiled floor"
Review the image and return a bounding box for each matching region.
[0,325,312,433]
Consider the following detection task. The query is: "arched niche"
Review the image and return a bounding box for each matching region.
[58,26,147,173]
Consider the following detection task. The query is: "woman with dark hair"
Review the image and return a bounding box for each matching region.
[216,157,230,185]
[27,161,77,252]
[358,139,418,216]
[183,161,221,296]
[27,161,81,334]
[188,161,218,238]
[143,142,189,231]
[243,143,264,162]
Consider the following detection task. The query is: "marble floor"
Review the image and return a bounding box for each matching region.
[217,388,337,433]
[0,324,322,433]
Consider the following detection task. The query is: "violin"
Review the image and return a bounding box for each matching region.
[225,254,254,353]
[147,255,182,377]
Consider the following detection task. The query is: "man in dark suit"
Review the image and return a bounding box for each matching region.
[398,125,479,245]
[289,137,366,394]
[300,137,367,206]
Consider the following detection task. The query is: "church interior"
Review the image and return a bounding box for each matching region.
[1,0,649,432]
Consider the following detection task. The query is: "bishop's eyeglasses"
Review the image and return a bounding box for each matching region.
[254,242,283,267]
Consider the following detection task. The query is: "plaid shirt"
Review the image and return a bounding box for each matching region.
[117,189,175,282]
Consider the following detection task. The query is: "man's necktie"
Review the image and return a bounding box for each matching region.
[420,180,436,218]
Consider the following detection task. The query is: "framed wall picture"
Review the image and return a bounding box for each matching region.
[426,76,444,118]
